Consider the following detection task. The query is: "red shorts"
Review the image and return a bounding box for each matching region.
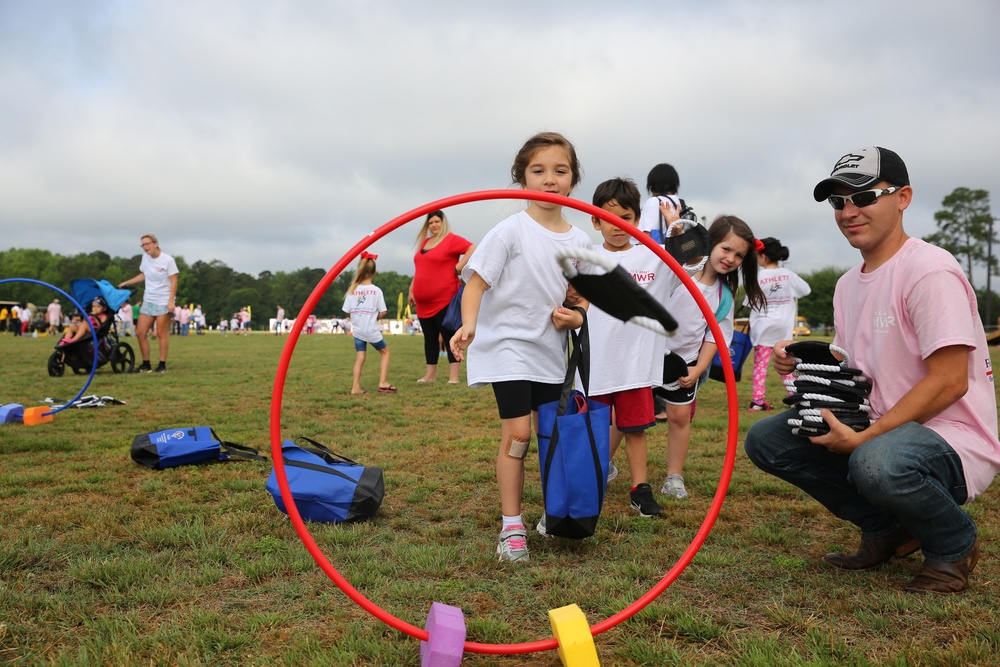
[591,386,655,432]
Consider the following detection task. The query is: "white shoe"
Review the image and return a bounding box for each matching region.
[535,515,551,539]
[661,474,689,499]
[607,462,619,483]
[497,526,529,562]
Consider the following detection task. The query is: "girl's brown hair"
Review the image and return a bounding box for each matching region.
[510,131,582,188]
[708,215,767,313]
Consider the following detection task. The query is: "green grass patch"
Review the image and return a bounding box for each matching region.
[0,332,997,665]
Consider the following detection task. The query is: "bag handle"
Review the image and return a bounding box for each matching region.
[208,428,267,462]
[293,435,360,466]
[555,306,590,416]
[283,457,360,482]
[219,441,268,462]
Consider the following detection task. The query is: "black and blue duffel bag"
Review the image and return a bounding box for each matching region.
[266,437,384,524]
[131,426,266,470]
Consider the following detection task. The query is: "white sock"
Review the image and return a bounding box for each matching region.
[501,514,524,530]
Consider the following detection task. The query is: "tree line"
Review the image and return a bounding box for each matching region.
[2,187,994,328]
[0,245,866,331]
[0,249,413,326]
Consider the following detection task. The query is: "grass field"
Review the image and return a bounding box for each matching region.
[1,330,998,666]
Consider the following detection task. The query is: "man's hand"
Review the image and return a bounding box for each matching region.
[770,339,798,375]
[809,409,864,454]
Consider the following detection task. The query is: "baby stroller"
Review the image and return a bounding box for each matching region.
[47,279,136,376]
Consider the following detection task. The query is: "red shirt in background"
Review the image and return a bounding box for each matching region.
[411,233,472,319]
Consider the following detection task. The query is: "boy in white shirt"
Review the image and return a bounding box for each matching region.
[586,177,683,517]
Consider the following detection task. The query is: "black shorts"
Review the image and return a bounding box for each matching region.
[491,380,563,420]
[654,362,700,406]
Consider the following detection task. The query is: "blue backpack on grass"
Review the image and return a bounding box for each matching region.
[131,427,266,470]
[266,437,385,524]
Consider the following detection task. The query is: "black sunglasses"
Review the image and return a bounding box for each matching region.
[827,186,901,211]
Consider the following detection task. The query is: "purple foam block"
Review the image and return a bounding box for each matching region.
[420,601,466,667]
[0,404,25,424]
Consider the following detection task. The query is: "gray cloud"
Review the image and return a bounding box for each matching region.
[2,0,998,286]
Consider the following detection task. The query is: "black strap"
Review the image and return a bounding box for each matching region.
[220,441,267,461]
[283,457,358,482]
[656,195,677,241]
[208,427,267,461]
[294,436,359,466]
[555,307,589,417]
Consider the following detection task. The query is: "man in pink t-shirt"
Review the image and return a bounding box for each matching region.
[745,146,999,595]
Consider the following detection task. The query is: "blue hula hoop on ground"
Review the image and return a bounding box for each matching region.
[0,278,97,415]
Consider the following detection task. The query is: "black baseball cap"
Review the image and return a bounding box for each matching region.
[813,146,910,201]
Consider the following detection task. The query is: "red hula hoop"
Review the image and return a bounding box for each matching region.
[269,190,740,656]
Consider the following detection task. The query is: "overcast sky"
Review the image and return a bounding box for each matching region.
[2,1,998,287]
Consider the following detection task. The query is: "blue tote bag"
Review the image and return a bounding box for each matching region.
[266,437,384,524]
[130,426,265,470]
[709,299,752,382]
[536,309,611,540]
[441,282,464,332]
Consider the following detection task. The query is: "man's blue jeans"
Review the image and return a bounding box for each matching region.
[744,412,976,562]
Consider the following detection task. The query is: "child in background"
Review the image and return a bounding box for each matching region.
[658,216,767,499]
[450,131,592,563]
[58,312,87,346]
[747,237,812,411]
[343,251,395,395]
[586,177,685,517]
[639,163,686,422]
[58,299,109,346]
[637,163,684,244]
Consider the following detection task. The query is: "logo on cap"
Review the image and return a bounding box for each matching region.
[833,153,866,172]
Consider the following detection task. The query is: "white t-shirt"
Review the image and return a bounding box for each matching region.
[587,244,682,395]
[139,252,179,305]
[462,210,594,388]
[117,303,132,323]
[833,237,1000,500]
[665,277,734,365]
[637,195,681,243]
[748,267,812,347]
[343,284,387,344]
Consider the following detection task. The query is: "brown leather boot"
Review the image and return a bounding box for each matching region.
[904,539,979,594]
[822,526,921,571]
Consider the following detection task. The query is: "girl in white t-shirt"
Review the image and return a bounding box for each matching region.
[342,252,394,395]
[747,237,811,411]
[449,131,591,563]
[657,216,767,499]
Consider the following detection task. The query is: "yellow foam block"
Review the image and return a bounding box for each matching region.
[23,406,53,426]
[548,604,599,666]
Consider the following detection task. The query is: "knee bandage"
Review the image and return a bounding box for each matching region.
[505,435,530,460]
